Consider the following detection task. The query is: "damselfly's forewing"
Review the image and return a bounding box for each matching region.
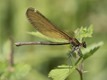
[26,8,73,41]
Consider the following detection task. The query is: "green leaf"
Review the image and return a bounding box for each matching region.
[49,58,83,80]
[75,25,93,42]
[48,65,72,80]
[82,42,104,60]
[13,63,31,79]
[1,63,31,80]
[49,68,69,80]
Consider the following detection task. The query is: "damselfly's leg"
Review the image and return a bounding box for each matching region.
[77,48,83,57]
[67,46,76,70]
[68,46,75,58]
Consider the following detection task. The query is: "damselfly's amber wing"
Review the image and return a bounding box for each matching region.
[26,7,72,41]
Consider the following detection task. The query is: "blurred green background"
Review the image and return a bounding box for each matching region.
[0,0,107,80]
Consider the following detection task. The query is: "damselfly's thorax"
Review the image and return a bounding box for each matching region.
[70,38,86,48]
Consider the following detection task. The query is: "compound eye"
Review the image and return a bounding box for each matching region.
[82,41,86,48]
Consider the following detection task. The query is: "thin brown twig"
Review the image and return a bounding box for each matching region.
[8,37,14,72]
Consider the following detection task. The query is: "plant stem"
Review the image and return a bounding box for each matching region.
[8,37,14,72]
[76,68,83,80]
